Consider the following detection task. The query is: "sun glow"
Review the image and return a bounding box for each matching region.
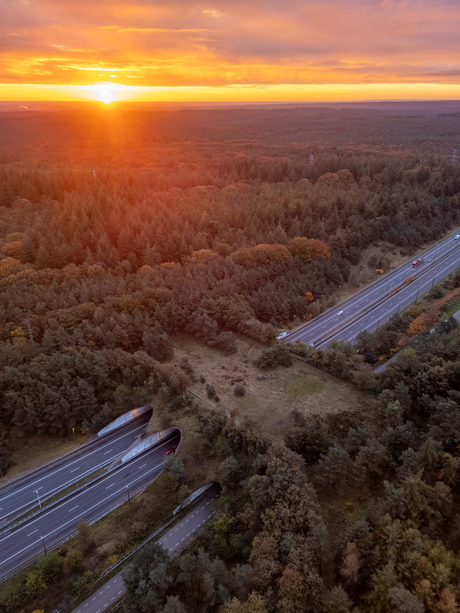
[99,89,113,104]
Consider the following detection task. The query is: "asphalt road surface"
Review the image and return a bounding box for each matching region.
[0,414,152,525]
[0,431,180,582]
[72,486,219,613]
[285,231,460,348]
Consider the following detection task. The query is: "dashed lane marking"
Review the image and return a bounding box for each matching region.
[118,590,123,595]
[103,449,113,455]
[68,505,79,512]
[27,529,38,536]
[70,466,80,473]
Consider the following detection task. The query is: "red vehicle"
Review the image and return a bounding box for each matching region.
[412,258,424,268]
[165,447,176,456]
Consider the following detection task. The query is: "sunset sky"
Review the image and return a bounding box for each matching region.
[1,0,460,102]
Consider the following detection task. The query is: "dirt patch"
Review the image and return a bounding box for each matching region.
[171,333,370,442]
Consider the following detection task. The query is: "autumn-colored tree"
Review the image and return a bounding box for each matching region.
[340,542,363,586]
[288,237,311,263]
[220,593,267,613]
[189,249,218,265]
[248,532,279,589]
[309,238,331,260]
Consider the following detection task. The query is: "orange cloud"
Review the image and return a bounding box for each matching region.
[0,0,460,100]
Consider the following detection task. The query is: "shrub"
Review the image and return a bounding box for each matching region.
[63,549,84,574]
[290,341,308,357]
[35,551,63,583]
[206,384,216,399]
[179,357,194,377]
[255,344,292,369]
[0,576,27,611]
[25,570,47,599]
[212,331,238,355]
[73,570,94,595]
[234,384,246,397]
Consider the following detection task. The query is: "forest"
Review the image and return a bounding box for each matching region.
[1,104,460,612]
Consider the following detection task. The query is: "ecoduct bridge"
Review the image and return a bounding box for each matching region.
[0,407,181,582]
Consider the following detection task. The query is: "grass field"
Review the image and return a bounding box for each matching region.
[171,332,371,441]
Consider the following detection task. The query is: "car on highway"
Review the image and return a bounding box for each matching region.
[456,235,460,240]
[165,447,176,456]
[338,310,344,315]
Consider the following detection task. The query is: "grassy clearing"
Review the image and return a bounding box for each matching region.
[171,332,372,441]
[284,373,325,399]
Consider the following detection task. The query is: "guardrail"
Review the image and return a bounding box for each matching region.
[57,484,219,613]
[0,431,180,585]
[310,248,460,348]
[284,236,460,344]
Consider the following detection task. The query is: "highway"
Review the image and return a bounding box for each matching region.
[285,231,460,348]
[0,414,152,525]
[72,486,219,613]
[0,431,180,582]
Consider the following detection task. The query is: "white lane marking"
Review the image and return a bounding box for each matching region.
[104,603,108,607]
[181,538,184,541]
[70,467,80,473]
[113,579,117,583]
[139,463,147,469]
[0,421,148,507]
[118,590,123,595]
[92,597,96,601]
[99,591,103,596]
[0,452,173,568]
[111,597,115,601]
[27,529,38,536]
[103,449,113,455]
[84,604,88,608]
[68,505,79,512]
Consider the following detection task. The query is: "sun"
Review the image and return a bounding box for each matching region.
[99,89,113,104]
